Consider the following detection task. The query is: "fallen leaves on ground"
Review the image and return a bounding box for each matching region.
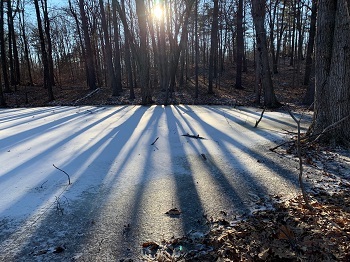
[143,192,350,261]
[143,145,350,261]
[165,208,182,216]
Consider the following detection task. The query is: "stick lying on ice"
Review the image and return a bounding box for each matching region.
[182,133,205,139]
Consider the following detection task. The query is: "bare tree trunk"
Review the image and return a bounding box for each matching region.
[34,0,54,101]
[136,0,153,105]
[303,0,317,86]
[311,0,350,145]
[208,0,219,94]
[195,0,199,98]
[7,0,20,86]
[112,0,123,94]
[235,0,244,89]
[0,71,5,107]
[78,0,97,90]
[19,6,33,86]
[0,0,11,93]
[99,0,119,96]
[41,0,55,86]
[120,0,134,99]
[251,0,280,108]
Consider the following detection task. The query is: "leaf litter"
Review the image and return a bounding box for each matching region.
[142,144,350,261]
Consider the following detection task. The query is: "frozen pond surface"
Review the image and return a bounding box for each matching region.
[0,105,312,261]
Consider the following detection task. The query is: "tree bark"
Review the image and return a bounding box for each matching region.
[303,0,317,87]
[0,0,11,93]
[41,0,55,86]
[78,0,97,90]
[34,0,54,101]
[251,0,280,108]
[235,0,244,89]
[311,0,350,145]
[136,0,153,105]
[99,0,119,96]
[112,0,123,95]
[208,0,219,94]
[19,6,33,86]
[120,0,135,99]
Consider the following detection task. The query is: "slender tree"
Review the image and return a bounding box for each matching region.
[19,4,33,86]
[7,0,20,86]
[208,0,219,94]
[235,0,244,89]
[34,0,54,101]
[41,0,55,86]
[0,68,6,107]
[136,0,153,104]
[303,0,317,86]
[78,0,97,90]
[0,0,11,93]
[99,0,119,95]
[112,0,123,95]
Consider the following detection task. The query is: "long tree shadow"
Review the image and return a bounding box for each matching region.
[0,105,306,261]
[177,105,301,198]
[0,106,140,258]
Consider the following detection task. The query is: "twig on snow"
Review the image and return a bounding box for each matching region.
[151,137,159,145]
[182,133,205,139]
[53,164,71,185]
[254,107,266,128]
[40,180,48,188]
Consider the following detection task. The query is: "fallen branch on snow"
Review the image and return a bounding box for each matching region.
[254,107,266,128]
[53,164,71,185]
[182,133,205,139]
[151,137,159,145]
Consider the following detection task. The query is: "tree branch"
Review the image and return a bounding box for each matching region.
[53,164,71,185]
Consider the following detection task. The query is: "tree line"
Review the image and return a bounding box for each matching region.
[0,0,349,144]
[0,0,315,105]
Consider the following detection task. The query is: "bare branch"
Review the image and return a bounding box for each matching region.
[254,107,266,128]
[53,164,71,185]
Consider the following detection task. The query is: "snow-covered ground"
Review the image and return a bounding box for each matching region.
[0,105,312,261]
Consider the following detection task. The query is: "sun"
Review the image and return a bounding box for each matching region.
[152,5,164,20]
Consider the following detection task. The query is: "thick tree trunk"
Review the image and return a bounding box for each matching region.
[251,0,280,108]
[311,0,350,145]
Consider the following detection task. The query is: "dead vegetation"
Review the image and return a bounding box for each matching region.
[142,145,350,261]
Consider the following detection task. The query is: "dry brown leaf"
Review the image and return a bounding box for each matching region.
[277,225,295,240]
[165,207,181,215]
[142,241,159,250]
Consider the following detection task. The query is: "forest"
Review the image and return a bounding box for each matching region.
[0,0,316,106]
[0,0,350,260]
